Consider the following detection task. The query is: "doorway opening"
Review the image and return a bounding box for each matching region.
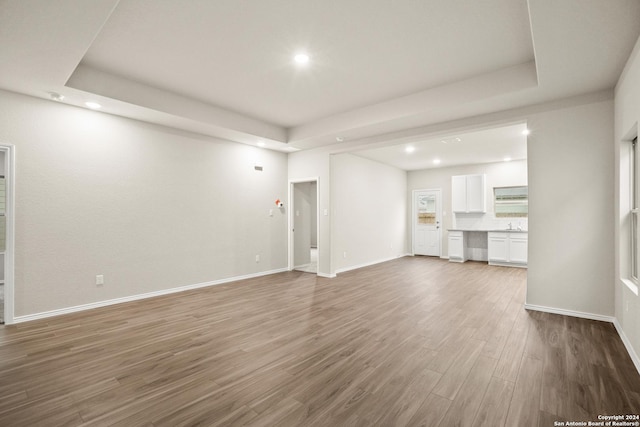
[289,178,319,274]
[0,145,14,325]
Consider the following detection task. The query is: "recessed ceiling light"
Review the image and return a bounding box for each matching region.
[522,129,530,136]
[433,158,441,165]
[257,141,266,147]
[336,136,344,142]
[294,53,310,64]
[49,92,64,102]
[405,146,415,153]
[504,157,512,162]
[85,101,101,109]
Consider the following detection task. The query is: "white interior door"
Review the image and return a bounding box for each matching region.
[413,189,442,257]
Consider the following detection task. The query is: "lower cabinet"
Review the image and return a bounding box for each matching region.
[448,231,467,262]
[488,232,527,267]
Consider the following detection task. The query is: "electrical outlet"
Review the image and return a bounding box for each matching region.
[269,209,273,217]
[96,274,104,286]
[255,254,260,263]
[343,251,347,259]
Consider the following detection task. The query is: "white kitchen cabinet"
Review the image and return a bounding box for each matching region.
[488,232,527,267]
[451,174,486,213]
[466,174,486,212]
[487,232,508,262]
[448,230,467,262]
[451,175,467,213]
[508,234,528,264]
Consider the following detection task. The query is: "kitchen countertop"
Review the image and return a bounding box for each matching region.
[448,228,528,233]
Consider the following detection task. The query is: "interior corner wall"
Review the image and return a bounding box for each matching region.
[526,99,614,317]
[331,153,407,272]
[615,35,640,362]
[0,90,288,317]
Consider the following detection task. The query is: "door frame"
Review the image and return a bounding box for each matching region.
[412,188,442,257]
[1,144,15,325]
[288,177,320,274]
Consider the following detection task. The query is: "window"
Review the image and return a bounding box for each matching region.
[417,194,436,224]
[631,138,638,282]
[494,186,528,217]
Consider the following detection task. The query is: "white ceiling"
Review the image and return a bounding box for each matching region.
[354,123,528,171]
[1,0,639,153]
[81,0,534,128]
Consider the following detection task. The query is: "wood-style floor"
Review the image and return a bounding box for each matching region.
[0,257,638,426]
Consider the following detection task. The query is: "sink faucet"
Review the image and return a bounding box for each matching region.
[507,222,512,230]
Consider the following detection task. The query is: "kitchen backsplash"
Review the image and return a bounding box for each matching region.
[453,212,528,231]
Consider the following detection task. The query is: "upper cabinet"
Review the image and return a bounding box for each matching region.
[451,175,467,213]
[452,174,486,213]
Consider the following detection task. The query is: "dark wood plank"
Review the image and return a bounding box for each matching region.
[505,356,543,426]
[472,376,514,427]
[0,257,636,426]
[436,355,498,426]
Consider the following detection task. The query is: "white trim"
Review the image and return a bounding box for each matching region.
[622,278,639,296]
[12,267,288,324]
[335,254,409,275]
[523,303,615,323]
[294,263,311,269]
[317,272,336,278]
[489,260,527,269]
[1,144,15,325]
[613,318,640,375]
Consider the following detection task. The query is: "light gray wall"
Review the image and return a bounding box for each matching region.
[0,90,288,317]
[331,153,407,272]
[408,159,528,257]
[615,35,640,363]
[527,99,614,316]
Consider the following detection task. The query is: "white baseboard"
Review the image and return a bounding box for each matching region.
[525,303,640,375]
[334,254,408,275]
[523,303,615,323]
[293,263,310,269]
[613,318,640,375]
[317,272,336,278]
[12,267,289,324]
